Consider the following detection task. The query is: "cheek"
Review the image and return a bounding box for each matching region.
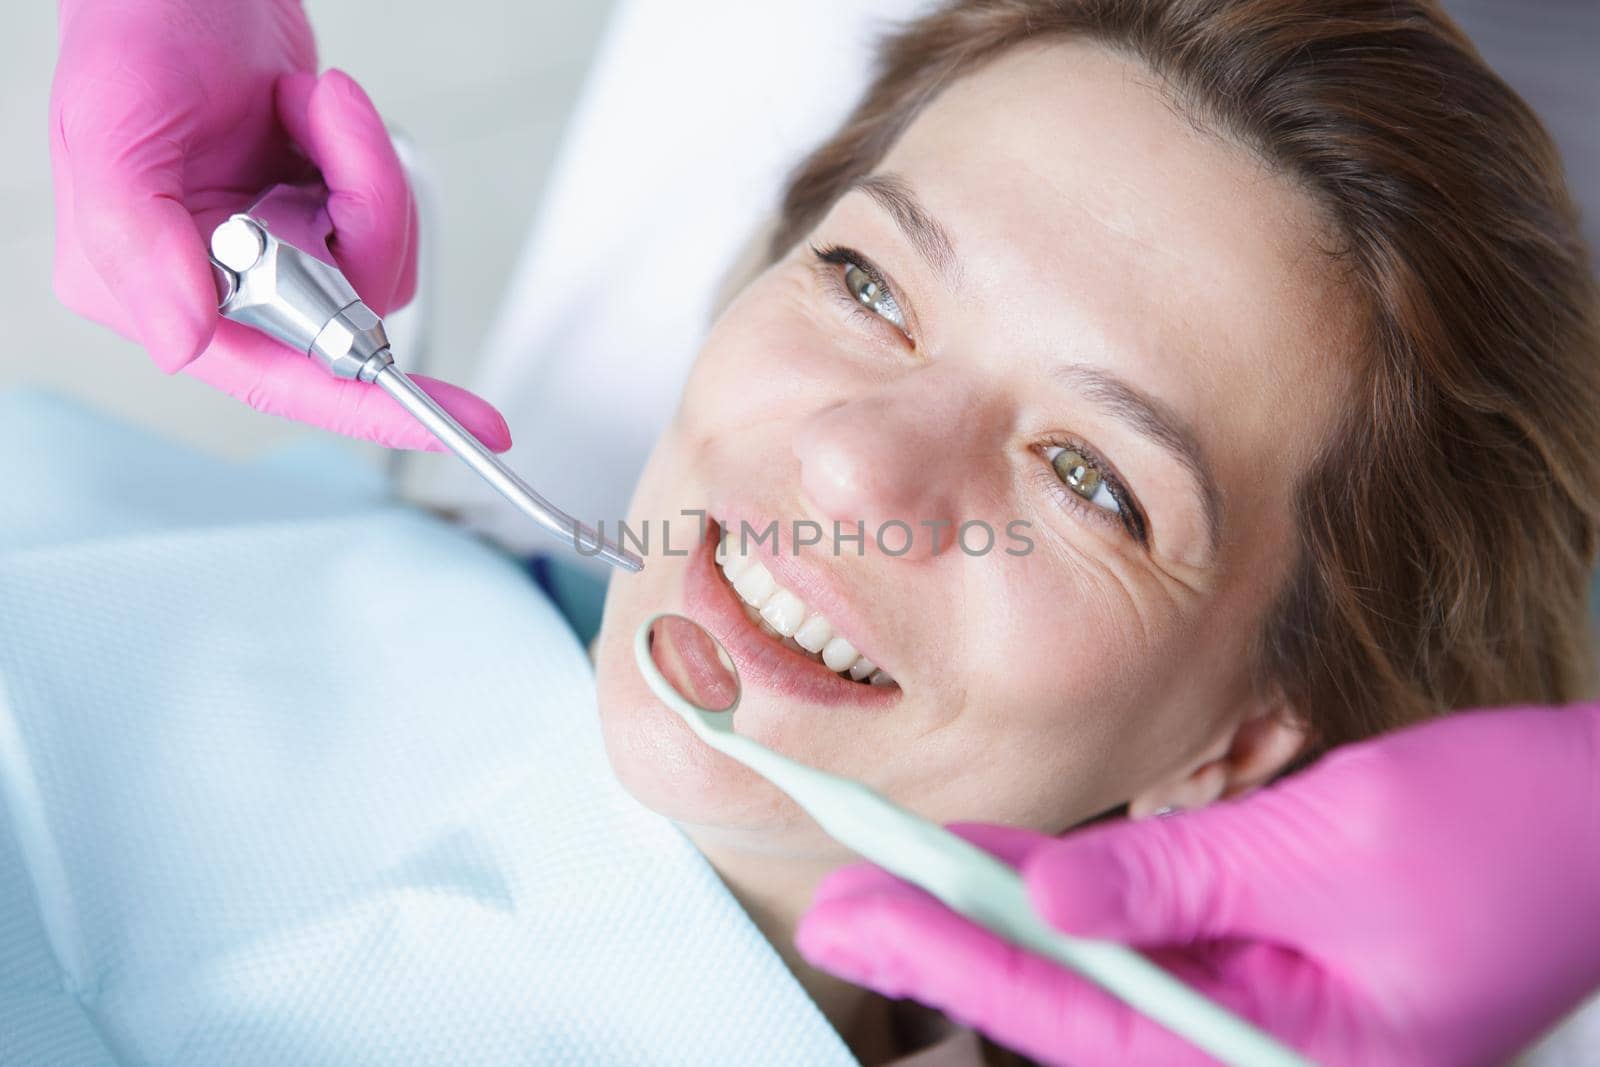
[974,619,1164,820]
[894,565,1220,829]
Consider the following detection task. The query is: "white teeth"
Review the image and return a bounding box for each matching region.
[713,528,896,688]
[793,614,833,654]
[732,561,776,608]
[760,589,807,636]
[718,539,753,580]
[821,636,859,673]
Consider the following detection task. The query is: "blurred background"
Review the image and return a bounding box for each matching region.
[1,0,1594,463]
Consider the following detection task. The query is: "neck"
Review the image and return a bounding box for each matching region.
[691,835,903,1064]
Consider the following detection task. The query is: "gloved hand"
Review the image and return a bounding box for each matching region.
[50,0,510,452]
[798,703,1600,1067]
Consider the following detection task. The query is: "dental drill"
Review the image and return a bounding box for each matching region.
[207,184,642,573]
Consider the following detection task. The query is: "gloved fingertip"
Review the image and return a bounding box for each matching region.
[314,69,388,142]
[404,377,513,453]
[464,406,512,452]
[796,907,905,995]
[1022,834,1134,938]
[150,316,217,374]
[794,911,864,973]
[136,278,218,374]
[487,408,513,452]
[318,67,370,104]
[450,406,512,453]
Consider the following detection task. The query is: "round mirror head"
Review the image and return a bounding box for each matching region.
[643,614,741,713]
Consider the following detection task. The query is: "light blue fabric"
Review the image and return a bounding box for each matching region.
[0,391,853,1066]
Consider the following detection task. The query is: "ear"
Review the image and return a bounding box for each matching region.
[1126,697,1309,820]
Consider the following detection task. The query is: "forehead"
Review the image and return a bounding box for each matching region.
[874,38,1358,537]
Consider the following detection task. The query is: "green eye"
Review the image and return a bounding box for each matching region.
[1048,446,1121,514]
[843,263,906,329]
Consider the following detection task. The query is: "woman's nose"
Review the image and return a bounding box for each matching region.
[792,368,1000,558]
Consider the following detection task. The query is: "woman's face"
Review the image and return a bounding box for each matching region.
[593,40,1357,854]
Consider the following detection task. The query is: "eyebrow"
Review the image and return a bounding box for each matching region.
[1054,363,1223,559]
[848,173,961,288]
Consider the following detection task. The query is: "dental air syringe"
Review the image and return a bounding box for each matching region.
[206,184,641,574]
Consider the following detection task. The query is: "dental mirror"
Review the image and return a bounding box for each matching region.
[644,614,741,714]
[634,612,1311,1067]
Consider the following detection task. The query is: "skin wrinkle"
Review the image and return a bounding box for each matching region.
[1078,556,1160,665]
[1013,450,1198,640]
[1056,362,1224,559]
[995,507,1190,805]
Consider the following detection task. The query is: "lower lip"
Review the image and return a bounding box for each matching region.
[682,522,902,709]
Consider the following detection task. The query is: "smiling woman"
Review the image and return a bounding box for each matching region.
[767,0,1600,754]
[590,0,1600,1060]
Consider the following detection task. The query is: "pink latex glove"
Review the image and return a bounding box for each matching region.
[798,703,1600,1066]
[50,0,510,452]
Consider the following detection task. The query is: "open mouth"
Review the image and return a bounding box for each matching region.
[710,522,900,690]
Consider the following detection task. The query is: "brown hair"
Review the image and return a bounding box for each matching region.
[768,0,1600,757]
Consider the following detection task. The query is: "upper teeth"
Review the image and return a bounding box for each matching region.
[716,534,898,687]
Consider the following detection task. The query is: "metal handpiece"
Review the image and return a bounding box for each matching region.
[207,188,642,573]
